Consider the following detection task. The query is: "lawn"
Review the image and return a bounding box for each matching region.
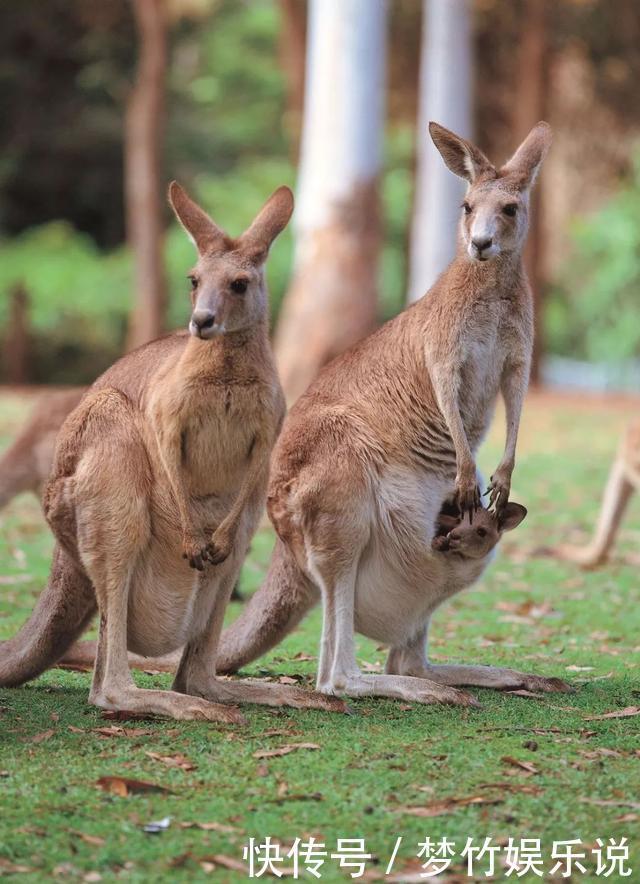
[0,389,638,883]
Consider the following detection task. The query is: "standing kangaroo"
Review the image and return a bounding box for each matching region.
[0,183,343,721]
[0,388,85,510]
[552,419,640,569]
[214,121,570,704]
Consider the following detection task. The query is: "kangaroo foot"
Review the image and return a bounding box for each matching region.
[181,676,349,713]
[90,685,246,724]
[414,664,573,694]
[319,673,479,707]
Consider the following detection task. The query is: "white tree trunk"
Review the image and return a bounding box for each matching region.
[408,0,472,302]
[275,0,387,403]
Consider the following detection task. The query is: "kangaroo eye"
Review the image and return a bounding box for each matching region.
[188,275,198,290]
[476,527,487,537]
[230,278,248,294]
[503,203,517,217]
[462,202,472,215]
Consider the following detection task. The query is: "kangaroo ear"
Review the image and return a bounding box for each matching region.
[239,186,294,261]
[168,181,226,254]
[499,502,528,532]
[429,121,495,183]
[500,122,552,191]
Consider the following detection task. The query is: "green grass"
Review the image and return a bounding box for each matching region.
[0,390,639,882]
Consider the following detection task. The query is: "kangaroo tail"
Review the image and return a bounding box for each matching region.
[60,641,181,674]
[216,539,319,674]
[0,546,96,687]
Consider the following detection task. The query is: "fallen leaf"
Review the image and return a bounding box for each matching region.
[95,776,171,797]
[501,756,540,776]
[395,795,502,817]
[615,813,639,823]
[180,821,240,833]
[68,726,85,734]
[278,676,298,685]
[584,706,640,721]
[93,725,153,739]
[580,798,640,810]
[0,858,33,874]
[69,831,106,847]
[478,782,543,795]
[206,855,249,873]
[29,729,55,744]
[292,652,315,662]
[145,751,196,771]
[252,743,320,759]
[506,689,544,699]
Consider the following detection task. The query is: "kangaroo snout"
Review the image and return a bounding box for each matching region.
[471,236,494,261]
[189,309,219,339]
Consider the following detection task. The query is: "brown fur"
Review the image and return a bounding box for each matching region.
[217,122,570,703]
[0,388,85,509]
[552,419,640,568]
[0,183,345,721]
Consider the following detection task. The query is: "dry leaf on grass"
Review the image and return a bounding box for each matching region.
[253,743,320,759]
[145,751,197,771]
[580,798,640,810]
[93,726,153,739]
[506,689,544,699]
[69,831,106,847]
[501,756,540,776]
[29,729,55,744]
[478,782,543,795]
[615,813,639,823]
[180,821,240,833]
[0,858,33,874]
[292,652,315,662]
[395,795,502,817]
[278,676,299,685]
[95,776,172,797]
[204,855,250,873]
[584,706,640,721]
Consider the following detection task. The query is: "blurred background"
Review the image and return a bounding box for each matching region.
[1,0,639,399]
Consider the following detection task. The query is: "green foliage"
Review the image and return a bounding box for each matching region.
[547,154,640,362]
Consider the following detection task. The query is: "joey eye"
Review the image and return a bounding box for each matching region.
[230,278,248,294]
[462,202,472,215]
[503,203,517,217]
[188,275,198,290]
[476,527,487,537]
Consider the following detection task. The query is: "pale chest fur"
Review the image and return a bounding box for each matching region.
[456,296,530,447]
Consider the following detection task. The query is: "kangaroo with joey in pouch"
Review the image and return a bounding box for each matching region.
[0,182,345,721]
[215,120,570,704]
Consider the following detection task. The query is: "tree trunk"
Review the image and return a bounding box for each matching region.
[279,0,307,156]
[408,0,473,302]
[125,0,168,351]
[275,0,387,404]
[513,0,549,385]
[3,284,30,385]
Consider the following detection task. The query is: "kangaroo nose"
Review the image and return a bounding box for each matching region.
[190,309,215,338]
[472,236,493,253]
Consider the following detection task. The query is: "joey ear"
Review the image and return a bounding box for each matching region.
[239,186,294,261]
[168,181,226,254]
[498,502,528,532]
[429,121,495,183]
[500,122,552,191]
[437,513,461,531]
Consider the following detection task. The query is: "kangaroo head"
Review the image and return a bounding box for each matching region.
[168,183,294,339]
[429,121,552,264]
[432,502,528,559]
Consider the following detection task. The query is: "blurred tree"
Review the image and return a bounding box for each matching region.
[3,285,30,385]
[408,0,472,302]
[512,0,549,384]
[125,0,169,349]
[278,0,307,155]
[274,0,387,403]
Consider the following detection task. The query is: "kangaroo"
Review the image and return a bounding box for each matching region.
[0,388,85,510]
[213,121,570,704]
[0,183,344,721]
[552,419,640,569]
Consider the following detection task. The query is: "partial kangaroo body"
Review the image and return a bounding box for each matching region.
[0,183,344,721]
[552,419,640,569]
[216,122,569,704]
[0,388,85,509]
